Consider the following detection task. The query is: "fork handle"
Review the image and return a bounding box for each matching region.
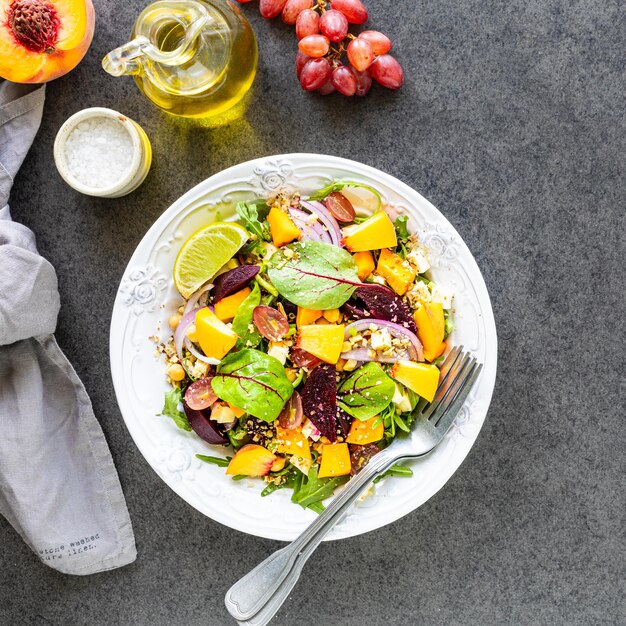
[225,450,397,623]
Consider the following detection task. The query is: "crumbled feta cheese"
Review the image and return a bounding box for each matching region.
[370,328,393,351]
[431,284,454,309]
[283,247,296,259]
[369,275,387,286]
[302,418,321,442]
[406,281,432,309]
[268,341,289,365]
[406,249,431,273]
[290,455,312,476]
[392,383,412,413]
[263,243,278,261]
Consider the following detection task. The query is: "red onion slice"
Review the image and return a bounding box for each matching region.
[288,207,330,243]
[183,283,213,317]
[342,319,424,363]
[174,307,220,373]
[300,200,343,246]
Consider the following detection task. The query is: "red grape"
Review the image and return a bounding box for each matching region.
[184,378,217,411]
[296,8,320,39]
[347,38,374,71]
[371,54,404,89]
[325,190,356,219]
[290,348,322,368]
[278,391,304,429]
[329,0,368,24]
[319,9,349,43]
[253,305,290,341]
[296,50,310,78]
[298,34,330,57]
[359,30,392,55]
[353,68,372,96]
[331,65,357,96]
[282,0,313,25]
[318,79,336,95]
[260,0,288,19]
[300,57,332,91]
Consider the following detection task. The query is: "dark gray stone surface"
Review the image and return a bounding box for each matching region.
[1,0,624,624]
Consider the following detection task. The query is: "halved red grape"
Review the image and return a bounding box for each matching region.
[319,9,348,42]
[371,54,404,89]
[347,38,374,72]
[301,364,338,441]
[278,391,304,429]
[359,30,392,55]
[212,265,259,302]
[325,191,356,220]
[260,0,288,19]
[353,68,373,96]
[184,377,217,411]
[282,0,313,25]
[296,8,320,39]
[290,348,322,368]
[299,57,332,91]
[296,50,310,78]
[298,34,330,58]
[329,0,368,24]
[253,305,290,341]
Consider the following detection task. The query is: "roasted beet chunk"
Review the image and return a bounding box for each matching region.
[340,301,371,322]
[301,363,338,441]
[355,283,417,333]
[336,406,353,438]
[212,265,260,302]
[183,401,228,445]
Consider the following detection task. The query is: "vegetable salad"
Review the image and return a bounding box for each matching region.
[157,182,453,512]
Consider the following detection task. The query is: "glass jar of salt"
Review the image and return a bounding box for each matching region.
[54,108,152,198]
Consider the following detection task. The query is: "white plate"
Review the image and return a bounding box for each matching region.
[110,154,497,541]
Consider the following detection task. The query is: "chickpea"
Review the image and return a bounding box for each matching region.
[169,313,182,330]
[166,363,185,382]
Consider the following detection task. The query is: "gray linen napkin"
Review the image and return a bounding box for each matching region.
[0,81,136,574]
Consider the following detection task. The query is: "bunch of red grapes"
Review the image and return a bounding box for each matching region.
[235,0,404,96]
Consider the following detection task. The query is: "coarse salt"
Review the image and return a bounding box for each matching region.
[63,117,134,189]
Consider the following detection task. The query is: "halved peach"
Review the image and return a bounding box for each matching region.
[226,444,277,477]
[0,0,95,83]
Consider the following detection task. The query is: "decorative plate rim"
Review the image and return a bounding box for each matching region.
[110,153,498,542]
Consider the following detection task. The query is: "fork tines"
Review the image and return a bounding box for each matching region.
[421,347,483,429]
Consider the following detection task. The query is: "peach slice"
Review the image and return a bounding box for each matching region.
[226,444,277,477]
[296,324,345,364]
[0,0,94,83]
[341,211,397,252]
[390,361,440,402]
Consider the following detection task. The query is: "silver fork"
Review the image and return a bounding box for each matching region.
[225,346,482,626]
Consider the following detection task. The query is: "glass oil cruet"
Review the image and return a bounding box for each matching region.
[102,0,257,120]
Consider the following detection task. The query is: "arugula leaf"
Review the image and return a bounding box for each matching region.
[337,362,395,420]
[211,349,293,421]
[267,241,361,309]
[232,282,262,349]
[236,202,271,242]
[196,454,231,467]
[159,388,191,431]
[394,215,410,241]
[308,181,382,210]
[374,463,413,483]
[291,464,346,510]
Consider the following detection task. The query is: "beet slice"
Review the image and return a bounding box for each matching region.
[355,284,417,333]
[212,265,259,302]
[183,400,228,445]
[341,301,371,322]
[349,443,381,475]
[301,364,338,442]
